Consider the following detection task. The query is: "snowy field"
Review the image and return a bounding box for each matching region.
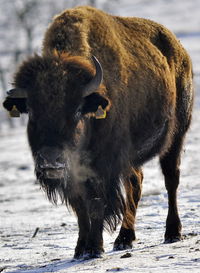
[0,0,200,272]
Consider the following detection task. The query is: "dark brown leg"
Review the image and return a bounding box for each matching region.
[72,199,90,259]
[160,135,184,243]
[114,168,143,250]
[85,198,105,259]
[72,185,105,259]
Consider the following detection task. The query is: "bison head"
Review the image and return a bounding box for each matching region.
[3,54,110,202]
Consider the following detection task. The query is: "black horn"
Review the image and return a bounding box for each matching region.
[83,56,103,97]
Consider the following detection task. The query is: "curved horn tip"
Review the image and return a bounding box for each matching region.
[91,55,100,64]
[91,55,103,76]
[82,55,103,98]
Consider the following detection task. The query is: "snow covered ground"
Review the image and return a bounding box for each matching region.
[0,0,200,272]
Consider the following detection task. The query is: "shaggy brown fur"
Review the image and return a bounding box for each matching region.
[3,6,193,259]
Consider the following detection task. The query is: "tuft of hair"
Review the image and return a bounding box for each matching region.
[36,168,66,205]
[102,178,126,232]
[58,51,96,76]
[13,53,96,93]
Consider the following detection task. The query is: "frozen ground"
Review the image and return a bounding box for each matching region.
[0,0,200,272]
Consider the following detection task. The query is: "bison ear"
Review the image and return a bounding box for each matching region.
[81,92,109,119]
[3,89,28,117]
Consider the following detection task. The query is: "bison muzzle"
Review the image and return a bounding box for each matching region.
[36,146,65,178]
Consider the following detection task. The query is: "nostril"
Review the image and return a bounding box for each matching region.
[37,147,65,169]
[39,147,60,163]
[38,152,47,161]
[55,154,64,164]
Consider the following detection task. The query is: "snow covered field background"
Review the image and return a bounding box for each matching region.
[0,0,200,272]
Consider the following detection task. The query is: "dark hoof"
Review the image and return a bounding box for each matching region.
[74,248,104,260]
[74,246,86,260]
[84,252,104,260]
[114,228,135,251]
[83,249,104,260]
[113,242,133,251]
[164,236,182,244]
[73,253,84,260]
[73,256,82,261]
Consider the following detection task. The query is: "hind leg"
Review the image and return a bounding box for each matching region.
[160,62,193,242]
[160,133,186,243]
[113,168,143,250]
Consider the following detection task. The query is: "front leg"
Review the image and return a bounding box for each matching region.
[85,198,105,259]
[71,199,90,259]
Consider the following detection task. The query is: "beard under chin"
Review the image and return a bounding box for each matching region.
[36,170,66,204]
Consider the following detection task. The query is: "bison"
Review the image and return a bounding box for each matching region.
[3,6,193,259]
